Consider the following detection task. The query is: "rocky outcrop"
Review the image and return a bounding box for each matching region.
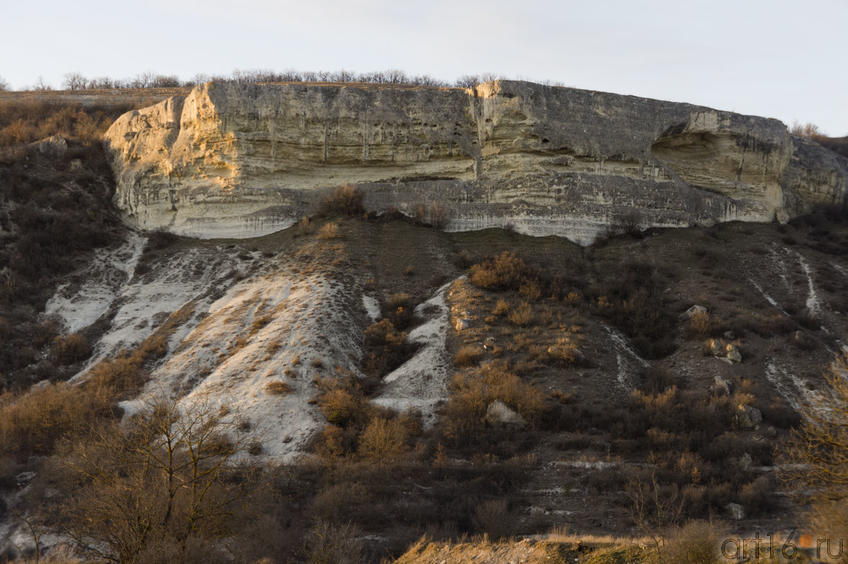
[104,80,848,242]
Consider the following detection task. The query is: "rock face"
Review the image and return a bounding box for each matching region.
[104,80,848,242]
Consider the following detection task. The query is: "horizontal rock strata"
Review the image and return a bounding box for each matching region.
[104,80,848,243]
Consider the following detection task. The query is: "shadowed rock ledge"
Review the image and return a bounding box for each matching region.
[104,80,848,243]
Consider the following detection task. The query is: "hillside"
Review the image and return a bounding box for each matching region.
[0,88,847,562]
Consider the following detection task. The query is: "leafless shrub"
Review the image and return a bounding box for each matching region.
[472,499,511,539]
[657,520,727,564]
[57,397,250,563]
[357,417,408,463]
[304,520,363,564]
[414,201,450,229]
[319,184,364,216]
[50,333,90,365]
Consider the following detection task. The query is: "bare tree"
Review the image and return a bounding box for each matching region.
[455,75,481,88]
[57,397,251,563]
[626,467,684,553]
[791,121,823,138]
[63,72,87,91]
[785,351,848,539]
[32,76,52,91]
[0,76,9,91]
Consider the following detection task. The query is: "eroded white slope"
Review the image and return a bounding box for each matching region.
[124,267,365,461]
[45,232,146,333]
[373,279,456,427]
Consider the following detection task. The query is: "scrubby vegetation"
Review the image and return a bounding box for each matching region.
[0,96,845,560]
[11,68,538,92]
[319,184,365,217]
[0,99,138,388]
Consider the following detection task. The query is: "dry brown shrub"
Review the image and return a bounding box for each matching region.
[265,381,293,395]
[469,251,528,290]
[688,310,718,337]
[472,499,512,540]
[519,280,542,302]
[442,361,544,443]
[357,416,408,463]
[317,221,341,240]
[454,344,483,367]
[657,520,727,564]
[315,373,372,429]
[250,313,273,335]
[57,398,248,563]
[551,389,574,404]
[508,302,534,326]
[414,201,449,228]
[0,304,193,459]
[319,184,364,216]
[0,384,108,457]
[50,332,90,365]
[492,299,510,316]
[546,335,581,364]
[314,424,355,458]
[297,215,315,235]
[388,292,411,307]
[363,318,414,376]
[304,520,364,564]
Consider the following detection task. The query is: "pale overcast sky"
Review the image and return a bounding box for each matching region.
[3,0,846,134]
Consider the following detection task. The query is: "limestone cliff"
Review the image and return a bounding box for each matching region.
[104,80,848,243]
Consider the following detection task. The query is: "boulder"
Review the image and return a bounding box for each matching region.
[15,471,36,488]
[737,452,754,471]
[485,400,527,427]
[726,344,743,363]
[29,134,67,157]
[707,338,725,357]
[454,318,471,332]
[712,375,731,396]
[684,305,709,319]
[726,503,745,521]
[735,404,763,430]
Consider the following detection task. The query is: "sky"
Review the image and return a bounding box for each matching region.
[2,0,846,134]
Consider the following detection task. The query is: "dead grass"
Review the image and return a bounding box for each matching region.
[317,221,341,240]
[507,302,534,326]
[454,344,484,367]
[265,381,293,395]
